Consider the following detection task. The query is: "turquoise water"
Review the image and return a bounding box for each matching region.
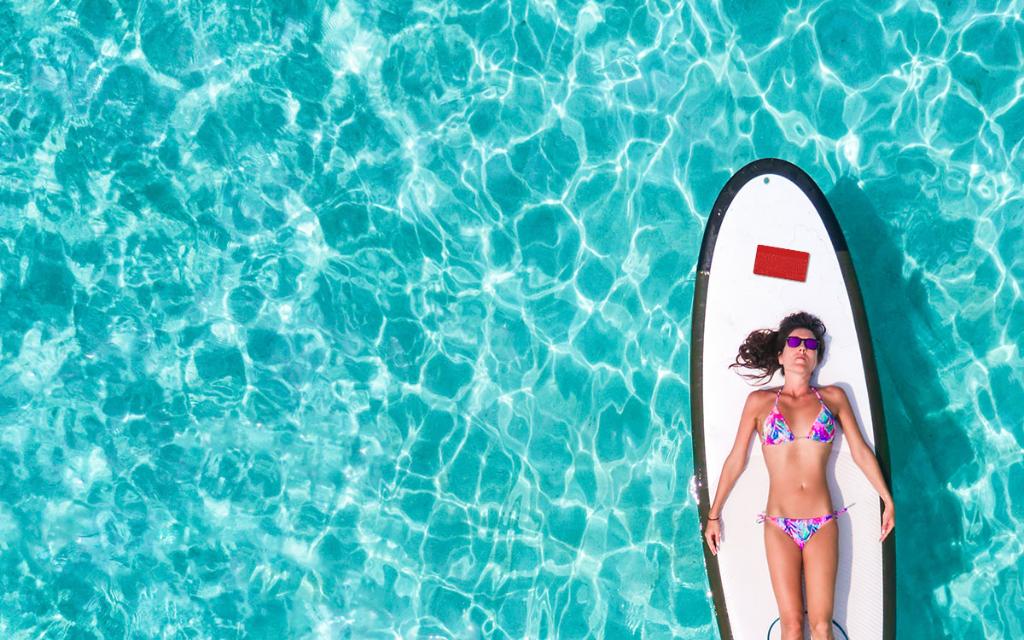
[0,0,1021,637]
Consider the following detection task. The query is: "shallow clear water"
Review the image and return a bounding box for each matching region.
[0,0,1021,638]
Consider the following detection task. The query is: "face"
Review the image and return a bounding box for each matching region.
[778,328,819,373]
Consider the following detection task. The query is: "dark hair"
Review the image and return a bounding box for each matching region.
[730,312,827,384]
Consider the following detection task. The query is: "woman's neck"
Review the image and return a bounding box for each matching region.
[781,376,813,396]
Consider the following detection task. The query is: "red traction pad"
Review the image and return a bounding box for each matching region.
[753,244,810,282]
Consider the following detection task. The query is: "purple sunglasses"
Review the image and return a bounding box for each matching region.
[785,336,819,350]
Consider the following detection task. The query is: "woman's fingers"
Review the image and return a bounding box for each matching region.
[708,532,719,555]
[704,524,721,555]
[879,514,895,541]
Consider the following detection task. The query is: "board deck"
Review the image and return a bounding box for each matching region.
[690,159,896,639]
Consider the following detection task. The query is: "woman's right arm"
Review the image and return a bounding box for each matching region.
[704,391,761,555]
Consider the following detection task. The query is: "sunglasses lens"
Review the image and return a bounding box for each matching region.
[786,336,819,350]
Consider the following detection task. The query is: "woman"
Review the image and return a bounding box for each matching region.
[702,312,895,640]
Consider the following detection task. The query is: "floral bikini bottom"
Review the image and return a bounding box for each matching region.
[757,505,852,549]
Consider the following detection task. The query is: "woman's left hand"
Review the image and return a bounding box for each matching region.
[879,501,895,541]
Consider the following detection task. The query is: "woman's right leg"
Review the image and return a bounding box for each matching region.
[765,521,805,640]
[803,519,839,640]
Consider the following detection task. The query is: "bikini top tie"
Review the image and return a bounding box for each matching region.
[761,387,837,446]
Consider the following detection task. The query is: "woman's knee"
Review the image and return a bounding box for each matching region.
[809,618,834,639]
[779,610,803,631]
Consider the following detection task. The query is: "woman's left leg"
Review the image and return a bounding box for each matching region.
[802,518,838,640]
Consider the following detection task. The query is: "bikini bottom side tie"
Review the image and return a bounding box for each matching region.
[756,505,852,550]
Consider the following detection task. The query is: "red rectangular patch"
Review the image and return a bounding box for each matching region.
[753,245,810,282]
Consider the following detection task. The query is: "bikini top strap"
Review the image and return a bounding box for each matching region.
[774,387,783,407]
[811,386,824,404]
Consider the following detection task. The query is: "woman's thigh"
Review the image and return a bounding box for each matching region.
[764,521,804,620]
[802,519,839,623]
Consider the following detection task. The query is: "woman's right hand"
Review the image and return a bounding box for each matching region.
[704,518,722,555]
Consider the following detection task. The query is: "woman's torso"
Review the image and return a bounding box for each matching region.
[755,387,838,516]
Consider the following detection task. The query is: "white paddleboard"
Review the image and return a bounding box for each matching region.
[690,159,895,639]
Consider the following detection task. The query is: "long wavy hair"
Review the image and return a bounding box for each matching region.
[730,312,827,384]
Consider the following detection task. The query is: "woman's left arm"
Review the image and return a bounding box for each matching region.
[824,386,895,542]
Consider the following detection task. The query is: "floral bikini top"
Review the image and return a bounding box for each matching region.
[760,387,838,446]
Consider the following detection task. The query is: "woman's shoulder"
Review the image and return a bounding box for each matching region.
[815,385,850,402]
[744,387,777,407]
